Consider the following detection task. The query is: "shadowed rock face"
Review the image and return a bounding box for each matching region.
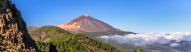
[0,0,37,51]
[57,14,118,34]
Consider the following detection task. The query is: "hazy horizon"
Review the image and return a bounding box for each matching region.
[11,0,191,33]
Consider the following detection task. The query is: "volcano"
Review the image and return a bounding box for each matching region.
[57,14,122,33]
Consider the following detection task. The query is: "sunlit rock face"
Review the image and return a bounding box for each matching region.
[0,0,37,51]
[57,14,119,34]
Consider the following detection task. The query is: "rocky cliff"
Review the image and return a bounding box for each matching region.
[0,0,37,51]
[57,14,120,33]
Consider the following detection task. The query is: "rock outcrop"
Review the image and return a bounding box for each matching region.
[0,0,37,51]
[57,14,120,33]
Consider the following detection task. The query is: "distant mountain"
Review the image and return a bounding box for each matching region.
[27,26,38,34]
[57,14,130,34]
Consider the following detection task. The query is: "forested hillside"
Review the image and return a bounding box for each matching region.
[30,26,72,42]
[35,34,122,52]
[30,26,123,52]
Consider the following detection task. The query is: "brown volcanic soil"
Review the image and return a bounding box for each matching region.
[57,14,121,34]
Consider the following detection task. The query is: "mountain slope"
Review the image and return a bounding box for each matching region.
[30,26,72,42]
[27,26,38,34]
[35,34,122,52]
[0,0,37,51]
[57,14,125,34]
[30,26,122,52]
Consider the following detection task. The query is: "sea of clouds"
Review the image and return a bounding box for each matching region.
[98,32,191,47]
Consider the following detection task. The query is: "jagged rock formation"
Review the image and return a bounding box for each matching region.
[57,14,122,34]
[0,0,37,51]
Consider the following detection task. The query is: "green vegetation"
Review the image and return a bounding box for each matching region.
[35,41,50,52]
[31,26,145,52]
[0,0,6,8]
[31,26,72,36]
[133,48,145,52]
[35,34,121,52]
[31,26,122,52]
[30,26,72,42]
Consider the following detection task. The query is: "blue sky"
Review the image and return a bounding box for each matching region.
[11,0,191,33]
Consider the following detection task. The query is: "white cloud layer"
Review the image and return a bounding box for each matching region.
[170,43,180,47]
[98,32,191,47]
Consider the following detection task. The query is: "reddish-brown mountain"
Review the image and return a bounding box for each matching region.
[57,14,122,33]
